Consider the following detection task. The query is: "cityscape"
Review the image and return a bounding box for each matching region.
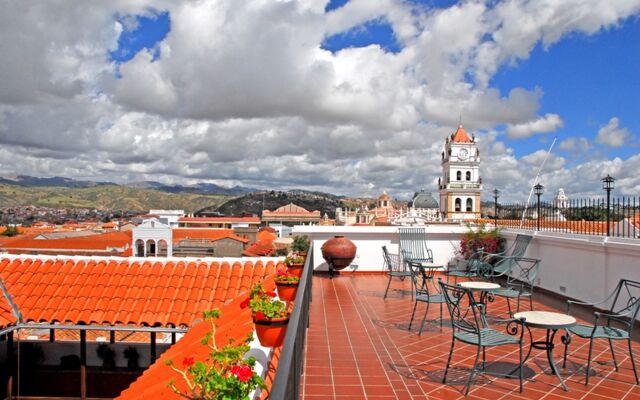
[0,1,639,400]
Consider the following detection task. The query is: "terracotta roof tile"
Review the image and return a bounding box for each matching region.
[0,255,280,329]
[451,124,473,143]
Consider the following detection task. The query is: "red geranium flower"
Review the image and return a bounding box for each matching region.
[182,356,195,368]
[231,364,253,382]
[240,298,250,309]
[255,311,265,320]
[266,291,276,297]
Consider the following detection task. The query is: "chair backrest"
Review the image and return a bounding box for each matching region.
[505,257,541,290]
[382,246,402,273]
[609,279,640,327]
[398,227,433,263]
[439,280,481,335]
[508,234,532,258]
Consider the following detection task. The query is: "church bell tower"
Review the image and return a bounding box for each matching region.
[438,125,482,221]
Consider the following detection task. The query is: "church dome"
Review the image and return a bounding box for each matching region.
[410,190,439,209]
[378,190,390,201]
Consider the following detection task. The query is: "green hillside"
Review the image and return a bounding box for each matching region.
[0,184,229,212]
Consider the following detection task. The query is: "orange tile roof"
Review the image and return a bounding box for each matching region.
[0,231,132,252]
[451,124,473,143]
[172,229,249,244]
[0,256,284,329]
[178,217,260,223]
[116,295,259,399]
[262,203,320,217]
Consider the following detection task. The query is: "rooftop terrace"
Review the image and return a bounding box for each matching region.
[302,273,640,400]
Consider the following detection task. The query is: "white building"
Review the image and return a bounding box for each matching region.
[438,125,482,221]
[149,209,185,227]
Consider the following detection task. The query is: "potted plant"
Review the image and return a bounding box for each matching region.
[291,235,310,256]
[274,268,300,302]
[284,253,305,277]
[459,223,505,260]
[241,283,289,347]
[123,346,140,370]
[96,343,117,369]
[167,309,265,399]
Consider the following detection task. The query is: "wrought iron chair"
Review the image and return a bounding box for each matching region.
[398,227,434,269]
[562,279,640,385]
[405,256,445,334]
[446,248,486,283]
[484,233,532,261]
[439,280,526,395]
[382,245,412,299]
[488,257,541,317]
[447,234,532,283]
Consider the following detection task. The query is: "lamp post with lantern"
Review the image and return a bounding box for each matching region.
[534,183,544,231]
[602,175,615,236]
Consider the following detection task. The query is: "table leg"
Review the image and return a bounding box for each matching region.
[532,329,569,391]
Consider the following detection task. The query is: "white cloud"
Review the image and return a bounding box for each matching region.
[558,137,590,152]
[0,0,639,199]
[595,117,631,147]
[507,113,564,139]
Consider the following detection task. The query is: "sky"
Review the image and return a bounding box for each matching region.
[0,0,639,201]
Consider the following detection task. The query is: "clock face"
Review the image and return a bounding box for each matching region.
[458,148,469,160]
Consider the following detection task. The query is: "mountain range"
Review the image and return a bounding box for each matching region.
[0,175,255,196]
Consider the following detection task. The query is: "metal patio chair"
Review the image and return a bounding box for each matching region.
[562,279,640,385]
[382,245,412,299]
[406,257,445,334]
[439,280,526,395]
[446,234,532,283]
[489,257,541,317]
[398,227,434,269]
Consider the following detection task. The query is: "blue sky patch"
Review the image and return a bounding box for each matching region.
[109,10,170,64]
[322,18,402,54]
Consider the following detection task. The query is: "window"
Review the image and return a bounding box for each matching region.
[466,198,473,212]
[466,171,471,181]
[455,198,461,211]
[456,171,461,181]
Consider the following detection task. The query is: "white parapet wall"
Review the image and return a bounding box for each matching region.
[501,229,640,305]
[291,225,468,272]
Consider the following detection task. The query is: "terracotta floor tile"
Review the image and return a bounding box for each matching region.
[301,275,640,400]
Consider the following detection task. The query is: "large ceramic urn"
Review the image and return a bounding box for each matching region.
[321,236,357,277]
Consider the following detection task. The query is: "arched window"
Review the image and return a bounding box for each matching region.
[466,198,473,212]
[456,171,461,181]
[135,239,145,257]
[146,239,156,257]
[466,171,471,181]
[455,198,461,211]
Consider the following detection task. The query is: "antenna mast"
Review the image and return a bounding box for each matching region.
[520,137,557,227]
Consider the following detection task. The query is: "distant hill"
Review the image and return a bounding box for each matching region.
[206,190,349,218]
[0,184,229,213]
[127,181,255,196]
[0,175,255,196]
[0,175,114,188]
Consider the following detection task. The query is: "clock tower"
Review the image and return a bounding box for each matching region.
[438,125,482,221]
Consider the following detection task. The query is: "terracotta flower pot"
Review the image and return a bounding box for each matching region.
[321,235,357,271]
[287,263,304,277]
[275,281,299,302]
[254,316,289,347]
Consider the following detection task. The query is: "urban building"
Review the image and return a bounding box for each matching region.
[439,125,482,221]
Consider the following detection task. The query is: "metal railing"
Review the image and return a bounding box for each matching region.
[486,196,640,238]
[269,246,313,399]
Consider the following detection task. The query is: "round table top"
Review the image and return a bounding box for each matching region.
[417,262,445,269]
[513,311,577,329]
[458,281,501,290]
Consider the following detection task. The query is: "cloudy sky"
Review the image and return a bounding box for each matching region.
[0,0,639,201]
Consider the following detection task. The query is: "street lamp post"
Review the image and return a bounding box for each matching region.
[493,189,499,226]
[602,175,615,236]
[534,183,544,231]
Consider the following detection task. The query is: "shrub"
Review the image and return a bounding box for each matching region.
[459,223,505,259]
